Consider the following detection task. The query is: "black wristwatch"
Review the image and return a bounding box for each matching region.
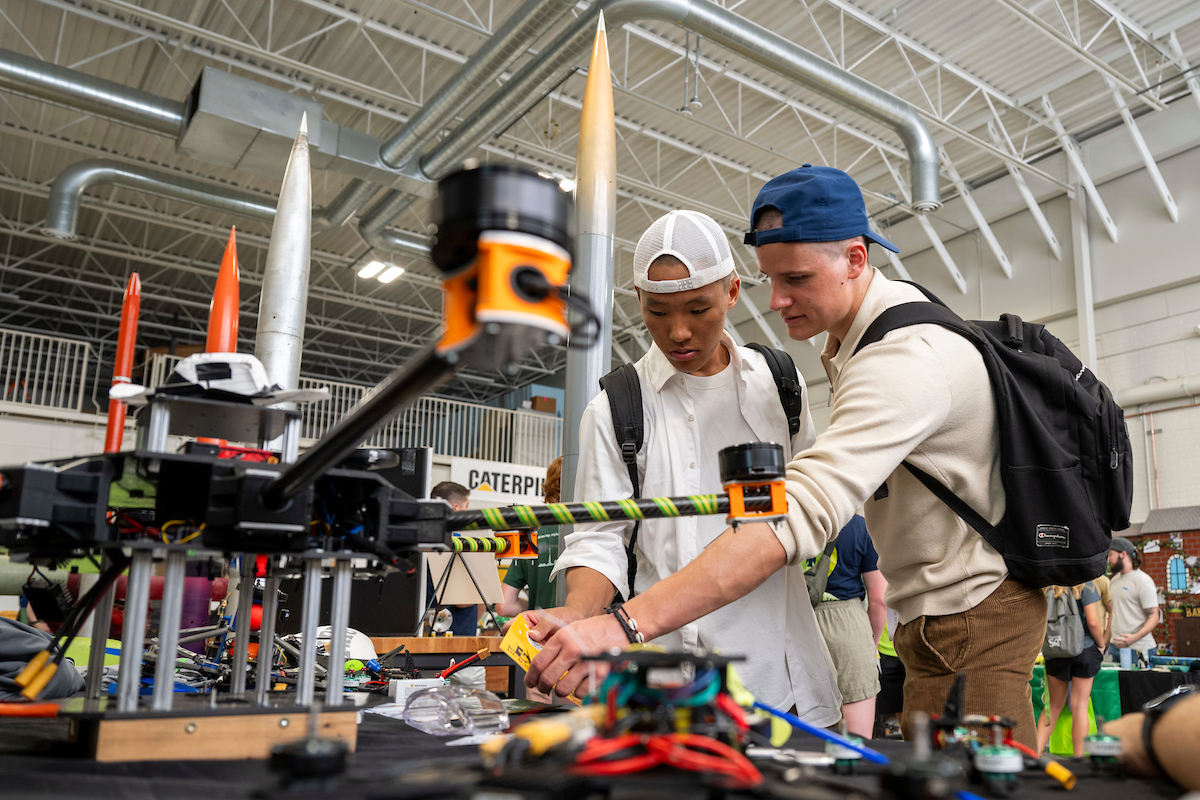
[1140,683,1197,784]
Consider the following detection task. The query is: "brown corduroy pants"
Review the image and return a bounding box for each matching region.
[893,578,1047,748]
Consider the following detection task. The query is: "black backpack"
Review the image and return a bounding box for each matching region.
[599,344,803,599]
[852,282,1133,588]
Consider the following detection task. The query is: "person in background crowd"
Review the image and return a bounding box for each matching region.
[498,458,562,704]
[874,590,905,738]
[1035,581,1107,756]
[813,514,886,738]
[499,457,562,621]
[1092,571,1113,654]
[427,481,486,690]
[1107,537,1160,662]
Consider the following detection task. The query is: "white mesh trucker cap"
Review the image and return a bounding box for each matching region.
[633,210,735,294]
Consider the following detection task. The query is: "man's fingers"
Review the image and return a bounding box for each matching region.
[531,637,576,695]
[525,632,561,689]
[555,660,610,699]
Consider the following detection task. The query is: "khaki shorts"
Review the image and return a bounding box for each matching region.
[814,598,880,704]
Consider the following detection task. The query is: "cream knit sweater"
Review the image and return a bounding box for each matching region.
[772,269,1009,624]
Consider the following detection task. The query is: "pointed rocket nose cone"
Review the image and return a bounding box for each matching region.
[127,272,141,296]
[220,226,240,279]
[298,111,308,137]
[575,8,615,236]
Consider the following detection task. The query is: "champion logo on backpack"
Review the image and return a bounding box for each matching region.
[1036,524,1070,549]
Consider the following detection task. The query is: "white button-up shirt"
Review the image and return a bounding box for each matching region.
[552,334,842,722]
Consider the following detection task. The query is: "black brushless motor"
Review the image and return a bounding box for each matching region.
[718,442,785,485]
[430,163,574,273]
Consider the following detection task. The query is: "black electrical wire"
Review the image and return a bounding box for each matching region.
[48,552,131,664]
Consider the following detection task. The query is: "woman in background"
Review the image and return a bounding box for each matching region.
[1036,581,1107,757]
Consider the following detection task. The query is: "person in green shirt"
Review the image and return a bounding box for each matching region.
[876,587,905,736]
[499,458,561,622]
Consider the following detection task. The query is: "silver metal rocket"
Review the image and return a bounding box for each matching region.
[560,13,617,566]
[255,112,312,395]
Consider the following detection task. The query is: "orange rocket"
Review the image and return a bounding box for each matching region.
[206,227,240,353]
[103,273,140,453]
[198,227,240,446]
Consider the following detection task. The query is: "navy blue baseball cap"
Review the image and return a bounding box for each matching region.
[744,164,899,252]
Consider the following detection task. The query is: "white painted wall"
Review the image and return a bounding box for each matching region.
[0,408,111,463]
[728,98,1200,525]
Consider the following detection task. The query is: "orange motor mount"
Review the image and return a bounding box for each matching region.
[431,164,574,368]
[719,442,788,525]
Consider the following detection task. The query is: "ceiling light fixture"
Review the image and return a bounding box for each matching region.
[357,260,386,279]
[377,265,405,283]
[559,178,576,193]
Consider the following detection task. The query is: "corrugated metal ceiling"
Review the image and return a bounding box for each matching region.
[1,0,1199,397]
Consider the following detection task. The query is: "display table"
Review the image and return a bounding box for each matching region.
[1031,663,1199,754]
[0,709,1182,799]
[369,635,523,698]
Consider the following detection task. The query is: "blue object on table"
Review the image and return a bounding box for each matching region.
[751,701,890,765]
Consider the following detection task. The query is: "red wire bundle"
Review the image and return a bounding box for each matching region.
[572,732,762,787]
[439,647,490,678]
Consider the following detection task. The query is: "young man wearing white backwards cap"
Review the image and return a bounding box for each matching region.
[522,209,841,724]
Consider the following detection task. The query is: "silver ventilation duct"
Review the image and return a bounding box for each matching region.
[377,0,578,177]
[425,0,941,210]
[360,0,941,252]
[0,47,184,137]
[6,0,941,255]
[41,159,431,260]
[1,0,575,242]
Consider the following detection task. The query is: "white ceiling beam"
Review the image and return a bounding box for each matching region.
[1085,0,1181,64]
[612,339,634,365]
[1040,95,1119,243]
[884,250,912,281]
[880,150,966,294]
[938,147,1013,278]
[818,0,1033,118]
[290,0,469,64]
[992,0,1167,111]
[724,319,745,345]
[986,120,1063,261]
[738,291,783,349]
[611,8,1067,188]
[53,0,426,114]
[1068,160,1098,370]
[1151,5,1200,40]
[1103,77,1178,222]
[1167,33,1200,116]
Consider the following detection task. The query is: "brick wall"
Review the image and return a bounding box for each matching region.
[1127,529,1200,655]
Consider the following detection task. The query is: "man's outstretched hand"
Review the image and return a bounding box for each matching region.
[524,612,626,697]
[522,606,588,645]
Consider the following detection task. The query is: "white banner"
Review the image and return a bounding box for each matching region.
[450,456,546,506]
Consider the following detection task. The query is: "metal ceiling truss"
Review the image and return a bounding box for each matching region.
[3,0,1200,401]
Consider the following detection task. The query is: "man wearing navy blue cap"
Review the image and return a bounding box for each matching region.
[526,166,1046,749]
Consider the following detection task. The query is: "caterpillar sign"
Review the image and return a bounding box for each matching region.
[450,456,548,507]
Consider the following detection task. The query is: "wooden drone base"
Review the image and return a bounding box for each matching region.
[68,704,358,763]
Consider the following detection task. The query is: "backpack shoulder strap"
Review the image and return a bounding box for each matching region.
[849,298,997,539]
[599,364,643,496]
[745,343,804,437]
[598,364,643,599]
[853,301,977,357]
